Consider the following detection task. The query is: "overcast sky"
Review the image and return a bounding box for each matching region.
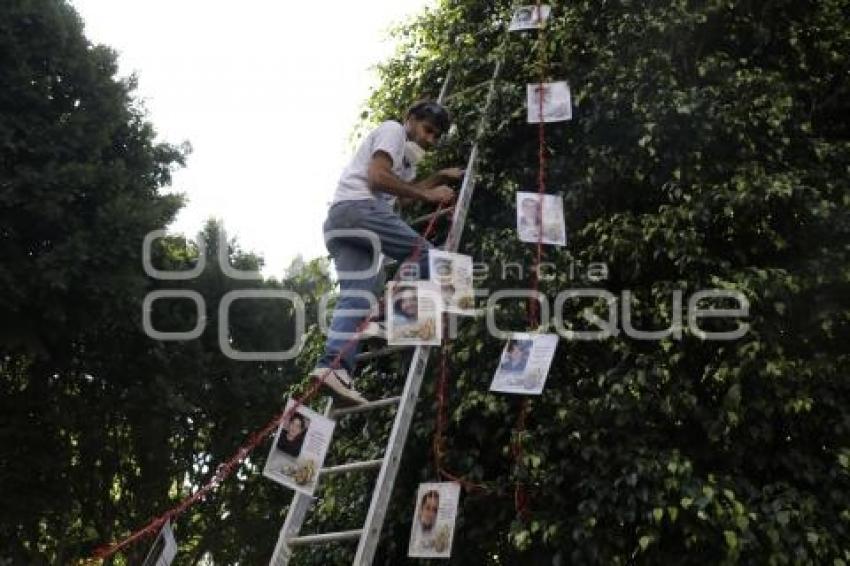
[71,0,434,278]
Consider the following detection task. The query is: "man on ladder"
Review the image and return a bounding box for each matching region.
[310,101,463,405]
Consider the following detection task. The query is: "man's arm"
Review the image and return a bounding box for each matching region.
[413,167,465,191]
[367,152,454,204]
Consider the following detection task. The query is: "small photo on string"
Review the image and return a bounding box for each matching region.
[263,398,335,496]
[407,482,461,559]
[489,333,559,395]
[387,281,442,345]
[141,520,177,566]
[429,250,476,315]
[527,81,572,123]
[508,5,552,31]
[516,192,567,246]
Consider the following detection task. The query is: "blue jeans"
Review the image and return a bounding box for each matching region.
[318,199,432,373]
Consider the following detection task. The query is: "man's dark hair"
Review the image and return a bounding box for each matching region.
[406,100,452,133]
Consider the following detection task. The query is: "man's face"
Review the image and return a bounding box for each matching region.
[399,293,418,317]
[522,199,540,223]
[286,417,304,440]
[407,117,442,151]
[420,495,439,530]
[534,85,550,104]
[509,344,525,362]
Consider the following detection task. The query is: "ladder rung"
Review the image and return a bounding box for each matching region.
[355,345,412,361]
[288,529,362,546]
[410,206,455,227]
[331,396,401,417]
[321,458,383,476]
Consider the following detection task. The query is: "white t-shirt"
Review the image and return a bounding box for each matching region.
[332,120,417,205]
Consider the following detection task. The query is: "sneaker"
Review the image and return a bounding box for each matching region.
[360,321,388,341]
[308,367,368,406]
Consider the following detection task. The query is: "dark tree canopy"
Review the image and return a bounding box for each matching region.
[0,0,188,358]
[347,1,850,564]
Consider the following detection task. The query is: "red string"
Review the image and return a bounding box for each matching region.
[86,201,450,563]
[512,399,530,513]
[432,328,449,467]
[512,0,549,520]
[91,376,327,560]
[432,327,490,494]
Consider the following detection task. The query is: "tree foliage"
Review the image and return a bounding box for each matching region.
[323,0,850,564]
[0,2,316,564]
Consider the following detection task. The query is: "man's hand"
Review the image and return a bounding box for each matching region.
[439,167,465,182]
[425,185,455,204]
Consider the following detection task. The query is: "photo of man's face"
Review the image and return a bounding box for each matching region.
[521,198,540,222]
[434,258,452,279]
[388,282,441,345]
[508,342,526,363]
[501,339,532,373]
[433,260,452,295]
[286,414,307,442]
[395,290,419,319]
[276,412,311,458]
[419,491,440,532]
[520,197,542,238]
[533,85,549,104]
[517,192,566,246]
[516,7,533,23]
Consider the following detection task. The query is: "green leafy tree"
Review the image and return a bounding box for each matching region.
[0,2,315,563]
[0,0,185,562]
[295,1,850,564]
[0,0,185,357]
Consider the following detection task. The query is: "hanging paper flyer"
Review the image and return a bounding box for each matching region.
[527,81,572,123]
[263,399,335,496]
[387,281,442,346]
[429,250,476,315]
[141,520,177,566]
[516,192,567,246]
[407,482,461,559]
[508,5,552,31]
[489,333,559,395]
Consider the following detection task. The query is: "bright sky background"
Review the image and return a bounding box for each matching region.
[70,0,434,278]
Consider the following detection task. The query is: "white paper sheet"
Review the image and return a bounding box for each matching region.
[516,192,567,246]
[387,281,443,345]
[141,520,177,566]
[508,5,552,31]
[429,250,476,315]
[408,482,461,559]
[489,333,559,395]
[527,81,572,123]
[263,399,335,496]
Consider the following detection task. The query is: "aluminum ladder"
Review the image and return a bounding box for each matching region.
[269,53,504,566]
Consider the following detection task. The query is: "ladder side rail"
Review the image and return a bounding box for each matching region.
[269,492,314,566]
[355,48,506,565]
[444,57,504,252]
[269,31,504,566]
[444,144,479,252]
[353,346,432,564]
[437,68,453,105]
